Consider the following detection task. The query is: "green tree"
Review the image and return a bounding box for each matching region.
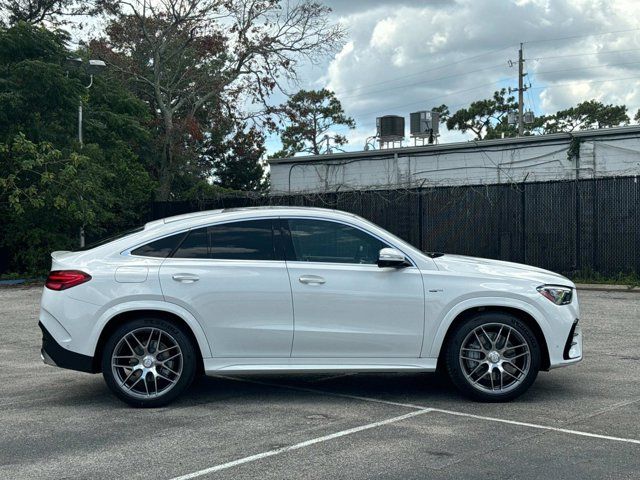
[0,23,81,144]
[444,89,518,140]
[93,0,346,199]
[274,88,355,156]
[0,22,154,274]
[209,125,268,191]
[537,100,629,133]
[0,0,92,26]
[429,104,450,122]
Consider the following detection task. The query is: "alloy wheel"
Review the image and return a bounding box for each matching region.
[458,322,531,394]
[111,327,183,399]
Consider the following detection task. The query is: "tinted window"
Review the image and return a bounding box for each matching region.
[78,226,144,251]
[173,220,275,260]
[131,232,187,258]
[173,227,209,259]
[286,219,388,264]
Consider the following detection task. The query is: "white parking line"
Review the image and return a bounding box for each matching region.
[430,408,640,445]
[168,409,432,480]
[213,375,640,445]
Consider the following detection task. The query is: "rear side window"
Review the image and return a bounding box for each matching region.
[79,226,144,251]
[173,220,276,260]
[130,232,187,258]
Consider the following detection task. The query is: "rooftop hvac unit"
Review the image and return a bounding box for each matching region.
[410,111,440,137]
[376,115,405,142]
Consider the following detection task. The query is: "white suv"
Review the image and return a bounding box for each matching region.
[40,207,582,407]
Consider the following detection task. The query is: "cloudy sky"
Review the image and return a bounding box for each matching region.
[269,0,640,153]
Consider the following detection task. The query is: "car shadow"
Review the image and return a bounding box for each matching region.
[49,368,588,411]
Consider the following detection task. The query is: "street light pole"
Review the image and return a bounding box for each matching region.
[78,73,95,149]
[66,58,106,247]
[78,73,95,247]
[78,102,83,147]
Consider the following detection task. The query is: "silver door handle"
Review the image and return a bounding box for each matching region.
[299,275,325,285]
[172,273,200,283]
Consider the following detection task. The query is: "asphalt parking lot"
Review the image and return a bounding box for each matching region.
[1,287,638,479]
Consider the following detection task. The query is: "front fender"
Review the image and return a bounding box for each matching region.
[88,300,213,359]
[424,296,551,359]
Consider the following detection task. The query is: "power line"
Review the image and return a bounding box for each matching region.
[325,28,640,100]
[532,47,640,61]
[344,39,640,124]
[526,75,538,114]
[533,59,640,76]
[340,63,508,101]
[326,46,640,104]
[329,30,640,99]
[355,73,640,120]
[529,74,640,92]
[348,58,640,107]
[357,77,513,118]
[329,45,514,97]
[524,27,640,45]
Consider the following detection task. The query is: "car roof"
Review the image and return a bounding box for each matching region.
[145,206,359,230]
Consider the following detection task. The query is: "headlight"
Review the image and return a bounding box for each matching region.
[537,285,573,305]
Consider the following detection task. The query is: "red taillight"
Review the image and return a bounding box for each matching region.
[45,270,92,291]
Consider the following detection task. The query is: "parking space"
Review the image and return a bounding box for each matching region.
[1,287,638,479]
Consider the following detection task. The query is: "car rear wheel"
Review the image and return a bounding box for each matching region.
[445,312,541,402]
[101,318,197,407]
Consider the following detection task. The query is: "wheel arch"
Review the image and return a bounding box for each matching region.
[92,309,207,374]
[434,305,551,372]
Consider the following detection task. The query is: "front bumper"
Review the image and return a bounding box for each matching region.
[563,319,582,360]
[549,318,583,369]
[39,322,97,373]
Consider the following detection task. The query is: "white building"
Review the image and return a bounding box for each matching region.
[268,126,640,194]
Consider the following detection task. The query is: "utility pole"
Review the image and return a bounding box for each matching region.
[509,43,530,136]
[518,43,525,136]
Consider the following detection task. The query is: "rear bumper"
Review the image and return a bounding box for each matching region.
[39,322,97,373]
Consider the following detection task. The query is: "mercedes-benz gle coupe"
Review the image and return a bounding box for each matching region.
[40,207,582,407]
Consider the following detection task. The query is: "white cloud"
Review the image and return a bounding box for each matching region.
[304,0,640,152]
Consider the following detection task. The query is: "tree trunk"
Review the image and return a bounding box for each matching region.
[155,113,175,201]
[156,159,173,200]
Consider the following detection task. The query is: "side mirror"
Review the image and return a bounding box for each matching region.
[377,248,410,268]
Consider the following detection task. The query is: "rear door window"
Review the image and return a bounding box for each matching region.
[172,219,276,260]
[173,228,209,259]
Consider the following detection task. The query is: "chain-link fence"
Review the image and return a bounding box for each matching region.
[149,176,640,276]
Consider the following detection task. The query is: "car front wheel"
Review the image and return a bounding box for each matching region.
[445,312,541,402]
[101,318,197,407]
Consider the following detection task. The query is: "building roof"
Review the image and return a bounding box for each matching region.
[267,124,640,165]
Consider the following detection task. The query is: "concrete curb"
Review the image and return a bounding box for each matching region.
[0,278,43,288]
[575,283,639,293]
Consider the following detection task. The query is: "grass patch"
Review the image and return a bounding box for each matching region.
[569,269,639,287]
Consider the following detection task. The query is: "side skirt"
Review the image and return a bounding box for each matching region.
[203,357,438,375]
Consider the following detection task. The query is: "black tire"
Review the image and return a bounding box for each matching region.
[101,317,197,408]
[444,312,541,402]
